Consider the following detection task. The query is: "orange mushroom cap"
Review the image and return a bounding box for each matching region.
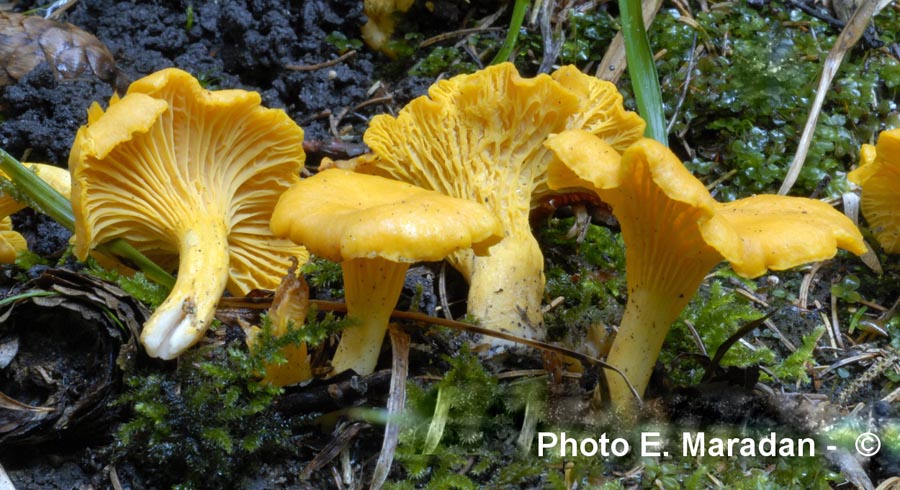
[847,128,900,253]
[271,168,502,375]
[546,130,866,406]
[70,68,308,359]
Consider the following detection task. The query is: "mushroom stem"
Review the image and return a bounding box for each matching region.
[466,230,545,346]
[331,257,410,376]
[605,284,705,407]
[603,186,723,407]
[140,219,231,359]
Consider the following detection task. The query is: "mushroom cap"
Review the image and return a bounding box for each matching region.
[551,65,646,152]
[361,63,644,211]
[546,132,867,280]
[545,129,623,192]
[69,67,308,295]
[0,162,71,217]
[847,129,900,253]
[706,195,868,277]
[0,217,26,263]
[270,168,503,263]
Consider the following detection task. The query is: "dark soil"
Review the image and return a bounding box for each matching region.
[1,0,429,167]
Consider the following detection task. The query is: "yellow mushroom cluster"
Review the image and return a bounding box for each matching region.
[0,62,866,400]
[347,62,645,349]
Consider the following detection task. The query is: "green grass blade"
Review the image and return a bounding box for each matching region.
[490,0,529,65]
[619,0,667,145]
[0,148,74,229]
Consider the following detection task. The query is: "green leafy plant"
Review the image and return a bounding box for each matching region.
[184,5,194,32]
[666,280,772,384]
[325,31,363,53]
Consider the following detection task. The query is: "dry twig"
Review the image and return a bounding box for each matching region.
[286,50,357,71]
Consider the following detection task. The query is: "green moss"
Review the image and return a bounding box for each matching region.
[771,325,824,383]
[665,280,772,384]
[114,310,346,488]
[13,249,48,270]
[301,255,344,299]
[86,258,170,308]
[409,45,478,78]
[649,1,900,198]
[389,350,562,488]
[539,219,626,344]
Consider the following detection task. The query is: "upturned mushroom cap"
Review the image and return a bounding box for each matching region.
[848,128,900,253]
[546,130,866,405]
[70,68,308,359]
[355,63,644,345]
[271,168,502,375]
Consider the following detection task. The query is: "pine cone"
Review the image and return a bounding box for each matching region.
[0,11,126,92]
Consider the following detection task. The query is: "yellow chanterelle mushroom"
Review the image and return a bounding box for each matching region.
[271,168,502,376]
[349,63,644,348]
[848,128,900,253]
[69,68,308,360]
[546,131,867,407]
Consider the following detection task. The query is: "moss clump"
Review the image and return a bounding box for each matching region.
[113,310,345,489]
[301,255,344,299]
[539,219,626,347]
[650,1,900,199]
[664,279,772,384]
[86,258,170,308]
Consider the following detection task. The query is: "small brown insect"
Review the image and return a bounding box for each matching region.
[0,11,126,92]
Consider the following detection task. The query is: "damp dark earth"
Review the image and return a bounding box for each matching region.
[2,0,900,489]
